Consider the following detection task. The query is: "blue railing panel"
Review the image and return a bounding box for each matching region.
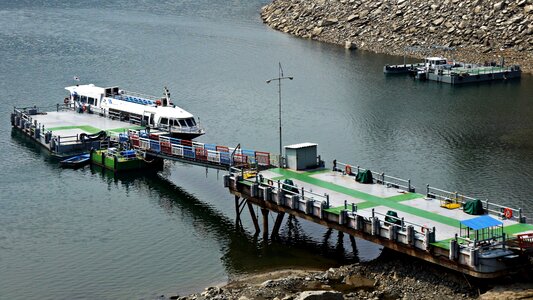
[150,140,160,153]
[183,146,195,159]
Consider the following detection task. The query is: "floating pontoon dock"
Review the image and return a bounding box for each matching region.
[384,57,521,85]
[11,104,533,278]
[223,158,533,278]
[11,105,144,157]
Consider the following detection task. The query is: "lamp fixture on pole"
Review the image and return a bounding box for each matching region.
[266,62,293,167]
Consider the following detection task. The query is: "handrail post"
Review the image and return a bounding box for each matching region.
[519,208,523,223]
[372,208,375,219]
[382,172,385,185]
[344,200,347,210]
[426,184,430,197]
[352,203,356,214]
[408,179,411,192]
[301,187,305,198]
[326,194,330,208]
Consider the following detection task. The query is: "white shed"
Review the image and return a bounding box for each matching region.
[284,142,318,170]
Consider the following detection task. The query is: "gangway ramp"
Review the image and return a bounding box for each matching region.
[127,130,276,171]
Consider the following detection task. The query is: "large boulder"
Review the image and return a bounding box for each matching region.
[295,291,343,300]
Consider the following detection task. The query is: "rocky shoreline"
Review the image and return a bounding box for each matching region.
[167,250,533,300]
[260,0,533,74]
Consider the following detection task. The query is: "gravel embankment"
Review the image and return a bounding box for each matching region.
[168,250,533,299]
[260,0,533,73]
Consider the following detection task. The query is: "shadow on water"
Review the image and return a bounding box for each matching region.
[90,163,362,277]
[10,126,371,285]
[10,128,61,164]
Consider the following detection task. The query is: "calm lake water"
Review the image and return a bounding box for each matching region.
[1,1,533,299]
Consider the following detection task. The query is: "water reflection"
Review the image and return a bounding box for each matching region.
[89,165,363,277]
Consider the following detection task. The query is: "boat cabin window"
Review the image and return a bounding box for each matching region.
[88,97,96,105]
[185,118,196,127]
[160,117,169,125]
[80,95,88,103]
[179,119,187,127]
[172,119,181,126]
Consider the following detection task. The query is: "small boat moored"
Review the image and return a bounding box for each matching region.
[59,153,90,168]
[90,148,162,172]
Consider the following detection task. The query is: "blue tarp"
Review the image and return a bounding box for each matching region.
[460,215,502,230]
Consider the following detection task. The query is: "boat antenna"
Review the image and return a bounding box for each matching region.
[163,86,171,107]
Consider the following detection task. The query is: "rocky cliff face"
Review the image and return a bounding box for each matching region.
[261,0,533,73]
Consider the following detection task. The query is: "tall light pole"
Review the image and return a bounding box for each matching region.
[267,62,293,167]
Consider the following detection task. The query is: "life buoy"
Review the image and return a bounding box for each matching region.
[64,98,69,104]
[345,165,352,175]
[504,208,513,219]
[82,105,87,112]
[156,99,162,106]
[421,225,428,233]
[267,179,273,186]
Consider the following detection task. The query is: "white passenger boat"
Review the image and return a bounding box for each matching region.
[65,84,205,140]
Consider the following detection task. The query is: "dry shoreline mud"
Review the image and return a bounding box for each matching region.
[260,0,533,74]
[170,250,533,299]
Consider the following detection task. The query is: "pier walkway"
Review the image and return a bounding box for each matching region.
[224,162,533,278]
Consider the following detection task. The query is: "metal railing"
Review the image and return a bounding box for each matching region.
[228,167,330,206]
[132,132,273,169]
[335,161,414,192]
[426,185,524,222]
[120,90,160,101]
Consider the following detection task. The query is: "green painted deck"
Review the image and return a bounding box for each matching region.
[263,168,531,250]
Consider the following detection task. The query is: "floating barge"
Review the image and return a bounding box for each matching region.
[11,105,139,157]
[384,57,521,85]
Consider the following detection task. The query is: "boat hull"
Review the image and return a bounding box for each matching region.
[170,132,204,140]
[59,154,90,168]
[90,150,146,172]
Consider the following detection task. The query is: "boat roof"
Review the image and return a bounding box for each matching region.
[65,84,106,98]
[460,215,503,230]
[285,142,318,149]
[66,84,194,119]
[426,57,447,61]
[155,106,193,118]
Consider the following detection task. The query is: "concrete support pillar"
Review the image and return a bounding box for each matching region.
[449,239,458,260]
[271,212,285,239]
[424,229,431,251]
[407,225,415,246]
[261,208,269,240]
[371,217,379,236]
[356,215,364,231]
[389,225,397,241]
[234,196,240,221]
